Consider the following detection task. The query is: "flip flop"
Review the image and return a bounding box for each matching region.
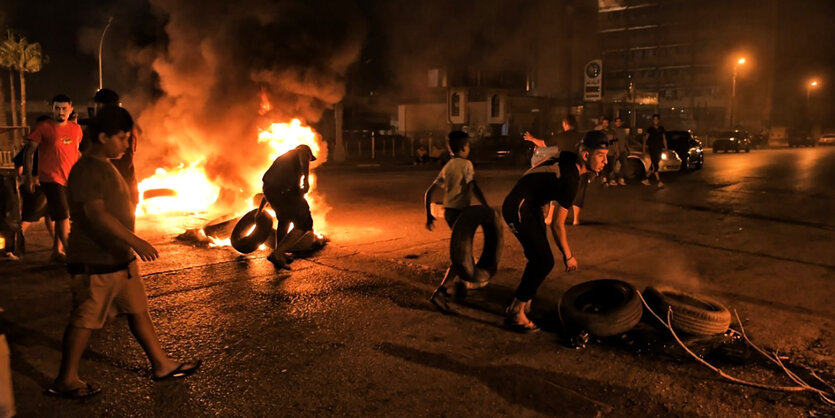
[504,318,540,334]
[44,382,101,399]
[429,287,456,315]
[267,254,291,270]
[152,360,202,382]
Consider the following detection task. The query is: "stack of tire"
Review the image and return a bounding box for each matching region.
[559,280,731,338]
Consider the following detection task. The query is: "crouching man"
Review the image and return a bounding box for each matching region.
[48,107,200,399]
[501,131,609,332]
[261,144,317,270]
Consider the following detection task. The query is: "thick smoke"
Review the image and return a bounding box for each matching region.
[137,0,364,207]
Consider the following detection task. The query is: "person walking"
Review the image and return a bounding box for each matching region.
[642,114,668,188]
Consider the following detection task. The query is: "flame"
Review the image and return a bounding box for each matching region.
[136,114,329,248]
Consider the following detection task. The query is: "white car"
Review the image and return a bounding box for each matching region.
[818,133,835,145]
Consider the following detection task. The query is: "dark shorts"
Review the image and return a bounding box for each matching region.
[263,186,314,232]
[40,182,69,221]
[649,149,662,172]
[19,185,48,222]
[443,208,463,229]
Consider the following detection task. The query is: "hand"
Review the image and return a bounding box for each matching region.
[425,215,435,231]
[24,176,35,194]
[522,131,534,142]
[564,255,578,272]
[301,181,310,194]
[133,239,159,262]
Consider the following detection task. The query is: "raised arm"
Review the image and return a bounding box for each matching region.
[523,131,547,148]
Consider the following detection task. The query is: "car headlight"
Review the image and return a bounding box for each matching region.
[730,138,735,141]
[661,152,668,160]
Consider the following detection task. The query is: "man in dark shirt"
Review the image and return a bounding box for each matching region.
[501,130,609,332]
[524,115,583,166]
[261,144,317,270]
[642,114,668,188]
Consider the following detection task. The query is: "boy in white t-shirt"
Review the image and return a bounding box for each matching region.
[423,131,489,313]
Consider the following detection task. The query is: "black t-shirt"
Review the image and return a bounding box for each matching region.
[548,129,583,152]
[12,144,37,173]
[262,149,302,190]
[502,151,580,223]
[646,125,665,150]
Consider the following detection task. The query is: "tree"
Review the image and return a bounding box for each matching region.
[0,30,46,144]
[0,31,18,139]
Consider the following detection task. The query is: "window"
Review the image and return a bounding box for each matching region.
[451,92,461,117]
[490,95,500,118]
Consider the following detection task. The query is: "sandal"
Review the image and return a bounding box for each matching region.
[429,287,456,314]
[44,382,101,399]
[267,254,291,270]
[153,360,202,382]
[504,317,540,334]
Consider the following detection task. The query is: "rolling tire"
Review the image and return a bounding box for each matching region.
[559,279,643,338]
[203,214,240,239]
[449,206,503,284]
[643,286,731,336]
[230,209,274,254]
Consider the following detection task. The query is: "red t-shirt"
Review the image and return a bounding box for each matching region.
[28,121,83,185]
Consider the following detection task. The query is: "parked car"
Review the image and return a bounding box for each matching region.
[469,135,533,166]
[819,132,835,145]
[787,129,815,147]
[622,148,681,180]
[666,130,704,170]
[712,130,751,153]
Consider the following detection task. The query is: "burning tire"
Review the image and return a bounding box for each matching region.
[230,209,274,254]
[559,279,642,338]
[642,286,731,336]
[450,206,503,284]
[142,188,177,200]
[203,214,240,239]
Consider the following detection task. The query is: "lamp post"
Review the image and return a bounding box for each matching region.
[729,57,746,129]
[98,16,113,90]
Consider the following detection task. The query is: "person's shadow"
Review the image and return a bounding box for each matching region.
[375,342,670,416]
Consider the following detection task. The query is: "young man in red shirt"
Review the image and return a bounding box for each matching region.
[23,94,83,262]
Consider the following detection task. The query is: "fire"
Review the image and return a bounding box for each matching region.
[136,116,329,247]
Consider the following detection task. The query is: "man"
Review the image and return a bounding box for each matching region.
[24,94,83,262]
[501,131,609,332]
[524,115,582,166]
[642,114,668,188]
[261,144,317,270]
[598,116,622,186]
[612,117,628,185]
[90,88,140,206]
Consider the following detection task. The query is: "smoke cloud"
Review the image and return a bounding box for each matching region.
[136,0,365,208]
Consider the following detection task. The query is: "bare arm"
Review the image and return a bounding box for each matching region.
[549,205,578,272]
[470,180,489,207]
[424,182,440,230]
[83,200,158,261]
[523,131,547,148]
[23,141,39,192]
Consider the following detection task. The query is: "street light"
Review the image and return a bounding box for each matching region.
[806,79,821,124]
[729,57,746,129]
[98,16,114,90]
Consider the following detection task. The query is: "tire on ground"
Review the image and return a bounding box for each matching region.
[449,206,503,284]
[203,214,240,239]
[559,279,643,337]
[642,286,731,336]
[230,209,274,254]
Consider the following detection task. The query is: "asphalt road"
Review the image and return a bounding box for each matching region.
[2,146,834,417]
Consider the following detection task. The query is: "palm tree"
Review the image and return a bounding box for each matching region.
[0,31,19,135]
[13,33,45,130]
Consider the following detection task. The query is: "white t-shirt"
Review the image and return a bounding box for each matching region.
[433,157,475,209]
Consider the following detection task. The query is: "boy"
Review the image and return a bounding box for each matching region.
[424,131,489,313]
[48,107,199,399]
[501,131,608,332]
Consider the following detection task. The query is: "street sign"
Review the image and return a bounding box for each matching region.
[584,59,603,102]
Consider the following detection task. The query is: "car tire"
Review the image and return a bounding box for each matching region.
[203,214,240,239]
[642,286,731,336]
[712,146,719,153]
[559,279,643,338]
[745,146,750,153]
[450,205,503,284]
[230,209,274,254]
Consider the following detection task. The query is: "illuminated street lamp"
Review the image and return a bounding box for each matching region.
[98,16,114,90]
[729,57,746,129]
[806,79,821,124]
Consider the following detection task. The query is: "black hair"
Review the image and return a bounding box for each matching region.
[652,114,661,119]
[85,107,134,144]
[447,130,469,153]
[94,88,120,105]
[601,116,611,123]
[614,116,623,121]
[563,115,577,128]
[52,94,72,104]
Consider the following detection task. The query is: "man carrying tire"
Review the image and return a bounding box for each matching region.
[501,131,608,332]
[261,144,317,270]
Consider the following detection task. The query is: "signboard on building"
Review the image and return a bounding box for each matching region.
[584,59,603,102]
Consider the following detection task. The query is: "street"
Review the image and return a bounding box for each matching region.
[2,146,834,417]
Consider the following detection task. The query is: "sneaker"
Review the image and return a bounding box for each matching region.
[656,181,665,189]
[641,179,651,186]
[618,178,626,186]
[600,177,608,185]
[608,180,617,186]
